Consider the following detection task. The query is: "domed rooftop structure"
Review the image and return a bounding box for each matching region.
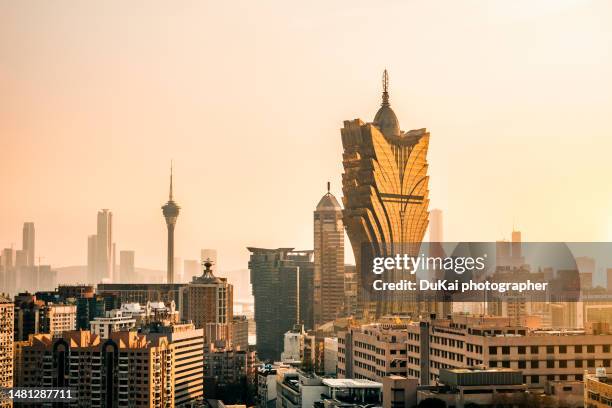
[316,182,342,211]
[373,69,401,138]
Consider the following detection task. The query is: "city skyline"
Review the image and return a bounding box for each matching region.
[2,1,612,273]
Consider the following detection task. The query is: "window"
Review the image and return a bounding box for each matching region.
[575,345,583,353]
[531,360,539,368]
[489,346,497,355]
[559,360,567,368]
[587,345,595,353]
[559,345,567,353]
[547,360,554,368]
[518,346,526,354]
[575,360,583,368]
[546,346,554,354]
[502,346,510,355]
[519,361,526,369]
[502,361,510,368]
[588,359,595,367]
[531,346,538,354]
[531,375,539,384]
[604,345,610,353]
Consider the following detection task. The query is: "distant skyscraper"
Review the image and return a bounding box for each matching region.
[1,248,16,294]
[22,222,35,266]
[119,250,135,284]
[86,234,97,284]
[342,70,430,318]
[247,247,314,361]
[162,164,180,284]
[429,209,443,242]
[313,183,345,327]
[184,259,200,282]
[173,256,183,283]
[95,209,113,283]
[201,249,217,272]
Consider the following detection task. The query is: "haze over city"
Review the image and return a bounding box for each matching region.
[2,0,612,273]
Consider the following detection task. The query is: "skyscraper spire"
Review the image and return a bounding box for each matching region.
[327,181,330,194]
[169,161,174,201]
[382,69,390,107]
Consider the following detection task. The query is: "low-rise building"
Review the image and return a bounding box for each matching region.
[89,309,137,338]
[275,370,382,408]
[585,369,612,408]
[417,368,527,408]
[257,363,292,408]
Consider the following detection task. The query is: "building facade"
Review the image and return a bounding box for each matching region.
[184,261,233,343]
[247,248,314,361]
[339,317,612,391]
[143,322,205,406]
[16,330,174,407]
[341,71,430,318]
[585,370,612,408]
[0,297,14,408]
[313,187,345,327]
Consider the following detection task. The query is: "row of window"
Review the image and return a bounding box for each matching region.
[489,344,610,355]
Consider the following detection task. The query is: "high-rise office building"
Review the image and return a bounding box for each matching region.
[119,250,135,284]
[231,315,249,351]
[184,260,233,343]
[162,164,180,284]
[341,71,430,318]
[96,209,113,283]
[22,222,35,266]
[201,249,218,272]
[313,184,345,327]
[247,247,314,361]
[0,297,14,408]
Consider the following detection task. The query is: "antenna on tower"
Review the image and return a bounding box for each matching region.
[382,69,390,106]
[169,161,174,201]
[327,181,330,194]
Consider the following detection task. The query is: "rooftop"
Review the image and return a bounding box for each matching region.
[322,379,382,389]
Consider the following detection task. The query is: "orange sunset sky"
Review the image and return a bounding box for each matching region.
[1,0,612,273]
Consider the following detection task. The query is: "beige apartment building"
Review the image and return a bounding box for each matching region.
[0,297,14,408]
[40,303,76,337]
[339,316,612,391]
[16,330,175,408]
[585,370,612,408]
[338,323,409,382]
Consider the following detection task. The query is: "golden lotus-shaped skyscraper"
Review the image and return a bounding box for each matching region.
[341,70,430,318]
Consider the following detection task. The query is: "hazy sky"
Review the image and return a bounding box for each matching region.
[1,0,612,273]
